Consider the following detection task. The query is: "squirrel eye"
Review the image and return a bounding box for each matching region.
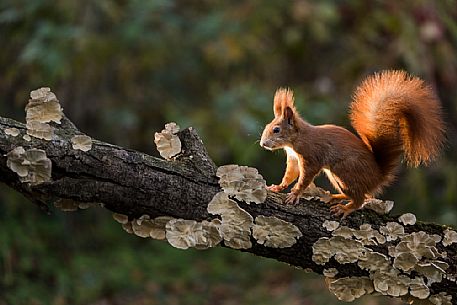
[273,126,281,133]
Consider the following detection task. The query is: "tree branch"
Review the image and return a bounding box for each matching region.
[1,113,456,304]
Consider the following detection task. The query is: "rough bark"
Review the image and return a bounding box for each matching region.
[1,115,456,304]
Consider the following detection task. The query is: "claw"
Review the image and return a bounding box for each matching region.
[285,192,300,205]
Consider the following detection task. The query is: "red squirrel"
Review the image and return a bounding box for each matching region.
[260,70,445,217]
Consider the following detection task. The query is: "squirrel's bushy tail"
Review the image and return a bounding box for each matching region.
[350,70,445,186]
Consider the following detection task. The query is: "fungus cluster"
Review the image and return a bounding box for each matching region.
[166,218,223,250]
[252,215,302,248]
[154,122,181,160]
[216,165,267,204]
[114,214,177,241]
[312,236,367,265]
[25,87,63,140]
[6,146,52,185]
[313,216,453,303]
[113,212,224,250]
[207,192,253,249]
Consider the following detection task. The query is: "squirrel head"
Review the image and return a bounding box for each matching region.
[260,88,298,150]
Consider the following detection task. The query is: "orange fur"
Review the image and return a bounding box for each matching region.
[261,70,446,217]
[350,70,445,187]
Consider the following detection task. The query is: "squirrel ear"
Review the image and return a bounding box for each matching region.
[284,106,295,125]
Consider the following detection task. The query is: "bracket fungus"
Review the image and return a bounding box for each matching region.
[399,213,417,226]
[5,127,20,137]
[132,218,157,238]
[327,277,373,302]
[71,135,93,152]
[207,192,253,249]
[165,218,223,250]
[312,236,367,265]
[362,198,394,215]
[131,215,178,240]
[25,87,63,141]
[331,237,367,264]
[331,226,355,239]
[322,220,340,232]
[379,222,405,241]
[216,165,267,204]
[26,87,63,124]
[395,231,441,260]
[357,251,391,272]
[311,238,333,265]
[165,219,200,249]
[26,121,54,141]
[6,147,52,185]
[149,216,175,240]
[442,229,457,247]
[122,222,134,234]
[353,224,386,246]
[393,252,420,272]
[429,292,453,305]
[372,269,410,297]
[113,213,129,224]
[415,262,448,284]
[301,182,332,203]
[154,122,181,160]
[252,215,302,248]
[409,277,430,299]
[386,230,448,285]
[196,219,223,249]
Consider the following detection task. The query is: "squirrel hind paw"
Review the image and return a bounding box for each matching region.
[330,203,357,219]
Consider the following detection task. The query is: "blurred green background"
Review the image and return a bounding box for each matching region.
[1,1,456,304]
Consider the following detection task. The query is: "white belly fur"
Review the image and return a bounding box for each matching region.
[284,146,299,159]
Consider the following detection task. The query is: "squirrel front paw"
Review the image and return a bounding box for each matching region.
[267,184,286,192]
[285,192,300,205]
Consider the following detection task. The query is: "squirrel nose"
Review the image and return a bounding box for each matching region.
[259,139,265,148]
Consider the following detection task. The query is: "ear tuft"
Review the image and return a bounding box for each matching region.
[273,88,295,117]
